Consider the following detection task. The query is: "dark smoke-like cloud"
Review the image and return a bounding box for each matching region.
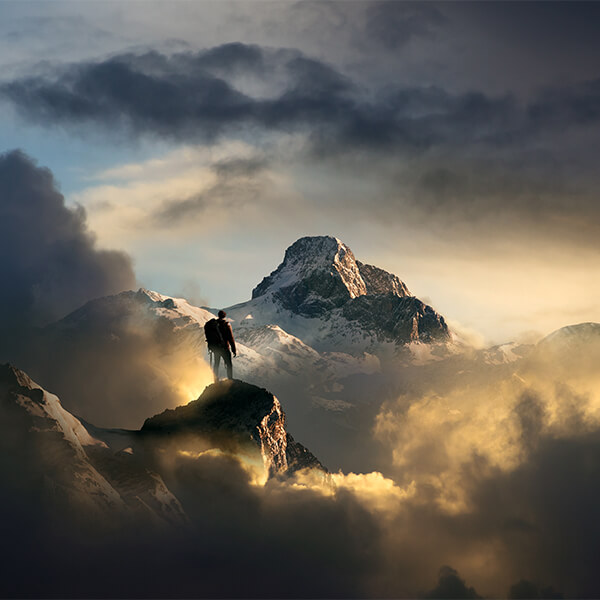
[364,2,447,50]
[0,151,220,429]
[3,45,600,154]
[0,150,135,339]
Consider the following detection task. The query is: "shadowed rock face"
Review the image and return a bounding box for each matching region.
[142,379,326,477]
[342,293,449,343]
[356,260,410,297]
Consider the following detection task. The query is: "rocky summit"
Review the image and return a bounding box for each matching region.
[251,236,412,313]
[143,379,326,477]
[226,235,450,352]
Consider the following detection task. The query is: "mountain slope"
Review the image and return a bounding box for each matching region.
[6,236,452,472]
[15,288,217,428]
[19,285,383,428]
[0,363,186,527]
[522,322,600,381]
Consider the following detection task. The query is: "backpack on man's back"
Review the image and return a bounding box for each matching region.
[204,318,225,348]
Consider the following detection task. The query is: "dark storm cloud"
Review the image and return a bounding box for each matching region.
[99,42,267,81]
[0,151,145,424]
[0,154,210,429]
[364,2,447,50]
[3,43,599,155]
[193,41,265,73]
[0,150,135,338]
[2,41,600,243]
[528,78,600,128]
[464,431,600,598]
[456,1,600,59]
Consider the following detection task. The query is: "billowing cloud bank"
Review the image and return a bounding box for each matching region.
[4,44,600,153]
[0,150,135,334]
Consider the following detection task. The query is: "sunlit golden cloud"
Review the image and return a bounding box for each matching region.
[374,334,600,514]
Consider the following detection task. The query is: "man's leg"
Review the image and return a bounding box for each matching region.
[213,348,222,382]
[223,348,233,379]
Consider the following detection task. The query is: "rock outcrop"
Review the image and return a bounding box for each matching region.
[142,379,326,477]
[0,364,327,530]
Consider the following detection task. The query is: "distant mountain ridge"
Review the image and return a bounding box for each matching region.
[10,236,451,434]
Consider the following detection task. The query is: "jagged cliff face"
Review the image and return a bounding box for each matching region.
[227,235,449,352]
[142,379,326,478]
[342,293,448,343]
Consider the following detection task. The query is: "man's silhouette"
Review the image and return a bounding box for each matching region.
[205,310,237,381]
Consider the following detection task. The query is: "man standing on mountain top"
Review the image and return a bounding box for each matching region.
[204,310,237,381]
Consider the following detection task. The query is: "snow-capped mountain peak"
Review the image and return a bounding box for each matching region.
[251,236,410,317]
[227,235,447,352]
[0,364,108,454]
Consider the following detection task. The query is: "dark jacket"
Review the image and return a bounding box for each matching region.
[217,318,236,355]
